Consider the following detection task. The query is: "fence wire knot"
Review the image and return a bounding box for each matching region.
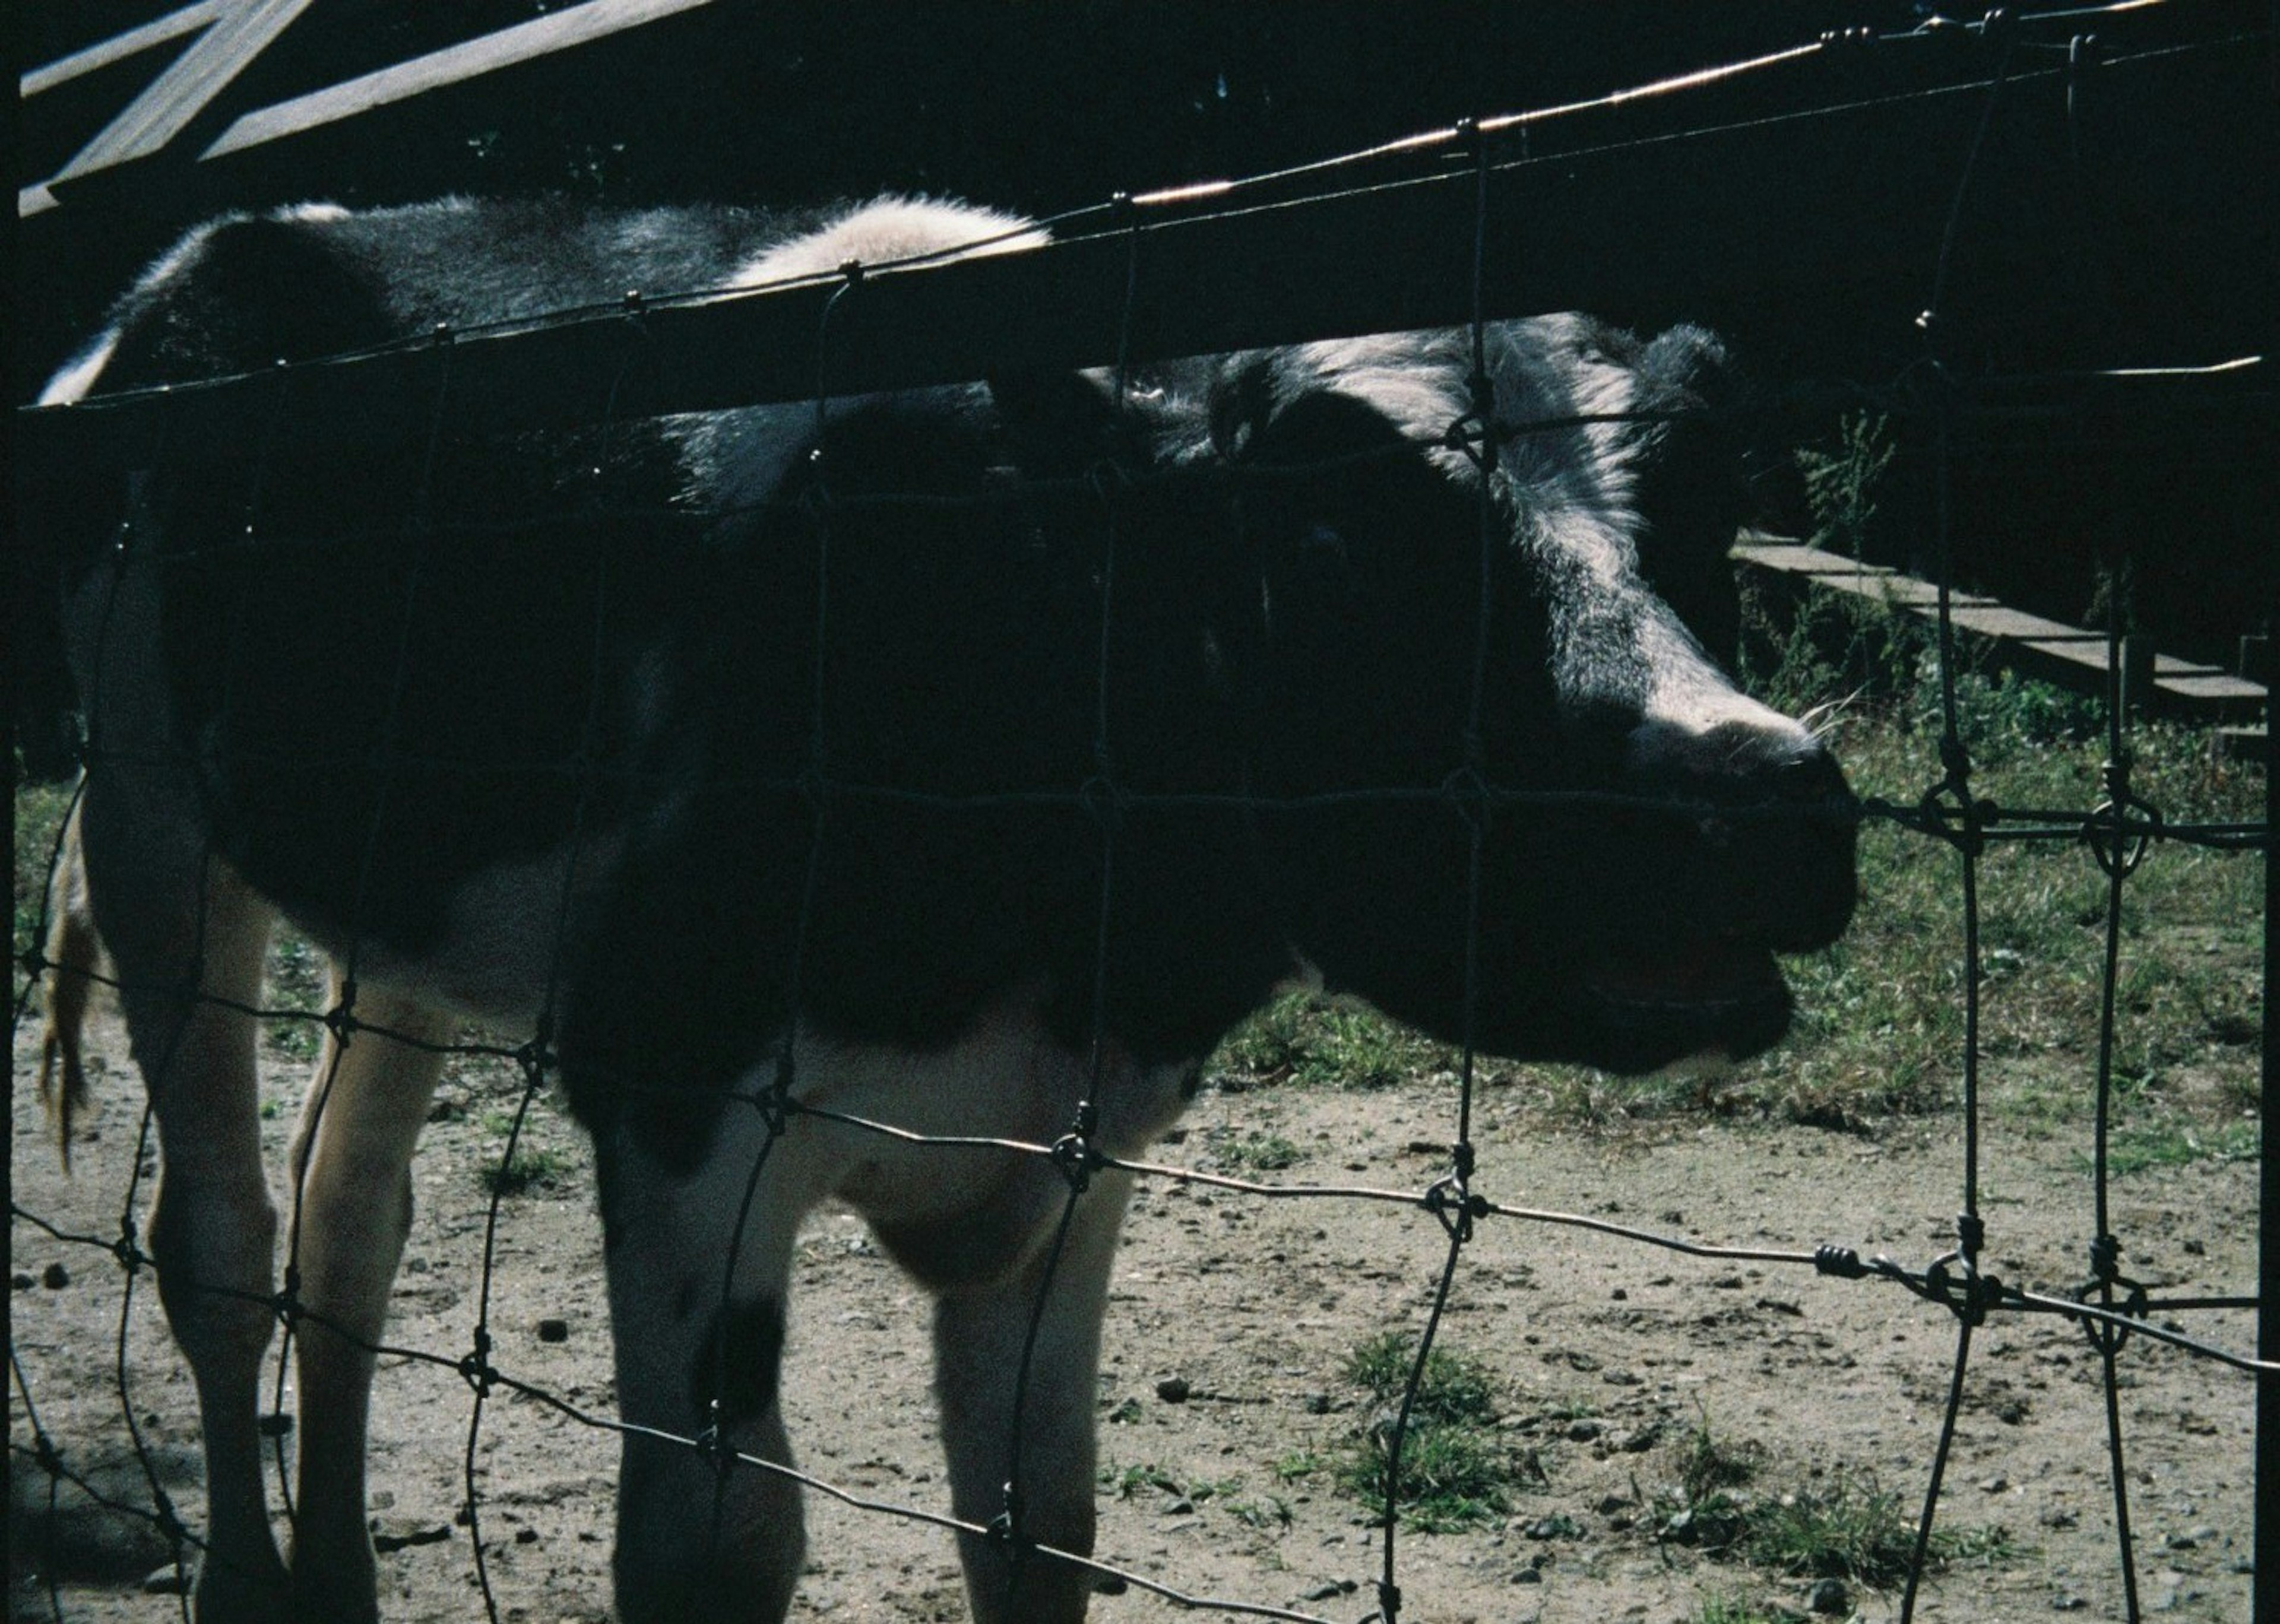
[1422,1165,1486,1244]
[987,1482,1030,1562]
[149,1486,187,1546]
[1918,751,1994,857]
[457,1328,498,1397]
[1052,1103,1105,1193]
[1921,1249,2003,1329]
[1439,764,1492,833]
[753,1075,797,1139]
[2075,1235,2148,1357]
[1814,1244,1870,1279]
[273,1264,303,1330]
[694,1406,737,1482]
[1079,771,1127,835]
[1373,1575,1403,1623]
[110,1221,147,1277]
[2087,757,2159,878]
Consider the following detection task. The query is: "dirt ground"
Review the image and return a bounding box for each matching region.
[10,997,2261,1624]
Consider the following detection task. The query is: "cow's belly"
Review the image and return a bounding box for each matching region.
[793,994,1198,1290]
[292,829,632,1031]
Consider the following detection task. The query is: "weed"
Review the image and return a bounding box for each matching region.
[1341,1332,1497,1426]
[1224,1494,1293,1531]
[1212,994,1437,1092]
[2087,1119,2259,1176]
[1695,1596,1788,1624]
[1675,1410,1761,1507]
[1098,1463,1240,1508]
[1737,1470,1919,1583]
[1101,1463,1183,1500]
[1214,1131,1301,1173]
[1336,1418,1515,1533]
[481,1144,572,1196]
[1329,1333,1522,1531]
[12,775,77,954]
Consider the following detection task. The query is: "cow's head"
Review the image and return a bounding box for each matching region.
[1146,316,1856,1073]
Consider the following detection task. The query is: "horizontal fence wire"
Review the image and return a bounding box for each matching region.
[10,2,2272,1620]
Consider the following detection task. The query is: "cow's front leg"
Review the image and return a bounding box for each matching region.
[596,1095,830,1624]
[282,979,451,1623]
[928,1167,1133,1624]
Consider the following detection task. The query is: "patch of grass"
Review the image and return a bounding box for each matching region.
[1341,1331,1497,1425]
[1098,1463,1241,1507]
[261,934,329,1061]
[1695,1596,1788,1624]
[1737,1470,1920,1584]
[1101,1462,1183,1500]
[1212,994,1439,1092]
[1675,1410,1762,1506]
[1337,1423,1515,1533]
[1224,1493,1293,1531]
[480,1144,572,1196]
[1662,1417,2022,1588]
[1272,1450,1323,1483]
[1212,1130,1302,1173]
[2087,1118,2259,1176]
[12,773,78,957]
[1329,1333,1526,1532]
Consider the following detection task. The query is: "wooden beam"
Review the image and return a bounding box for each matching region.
[17,30,2262,474]
[202,0,718,162]
[48,0,316,187]
[20,3,223,100]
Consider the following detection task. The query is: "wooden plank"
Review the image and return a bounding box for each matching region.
[2019,640,2117,673]
[14,34,2250,471]
[2158,674,2266,702]
[48,0,316,187]
[20,4,223,100]
[202,0,718,161]
[1806,575,1993,610]
[1942,605,2105,642]
[1731,541,1892,576]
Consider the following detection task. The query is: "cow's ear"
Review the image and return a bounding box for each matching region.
[985,368,1125,475]
[1638,323,1734,408]
[1630,325,1751,667]
[1208,360,1281,462]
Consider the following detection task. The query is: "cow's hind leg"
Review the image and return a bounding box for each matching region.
[81,810,289,1622]
[597,1097,834,1624]
[282,975,452,1622]
[926,1168,1133,1624]
[37,798,102,1169]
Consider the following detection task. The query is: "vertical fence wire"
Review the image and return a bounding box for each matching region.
[995,194,1146,1607]
[1897,27,2018,1617]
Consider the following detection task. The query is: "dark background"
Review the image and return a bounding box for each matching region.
[14,1,2275,772]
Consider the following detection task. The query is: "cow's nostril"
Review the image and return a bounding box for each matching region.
[1770,741,1849,804]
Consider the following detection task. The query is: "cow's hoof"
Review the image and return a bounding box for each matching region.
[192,1552,293,1624]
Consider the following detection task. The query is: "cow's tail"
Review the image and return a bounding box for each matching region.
[37,800,103,1172]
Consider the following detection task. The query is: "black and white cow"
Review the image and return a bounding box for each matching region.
[37,195,1854,1623]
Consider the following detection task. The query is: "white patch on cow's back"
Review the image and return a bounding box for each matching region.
[40,203,354,407]
[730,195,1046,288]
[38,332,119,405]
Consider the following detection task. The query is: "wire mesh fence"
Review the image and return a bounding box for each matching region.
[11,5,2271,1622]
